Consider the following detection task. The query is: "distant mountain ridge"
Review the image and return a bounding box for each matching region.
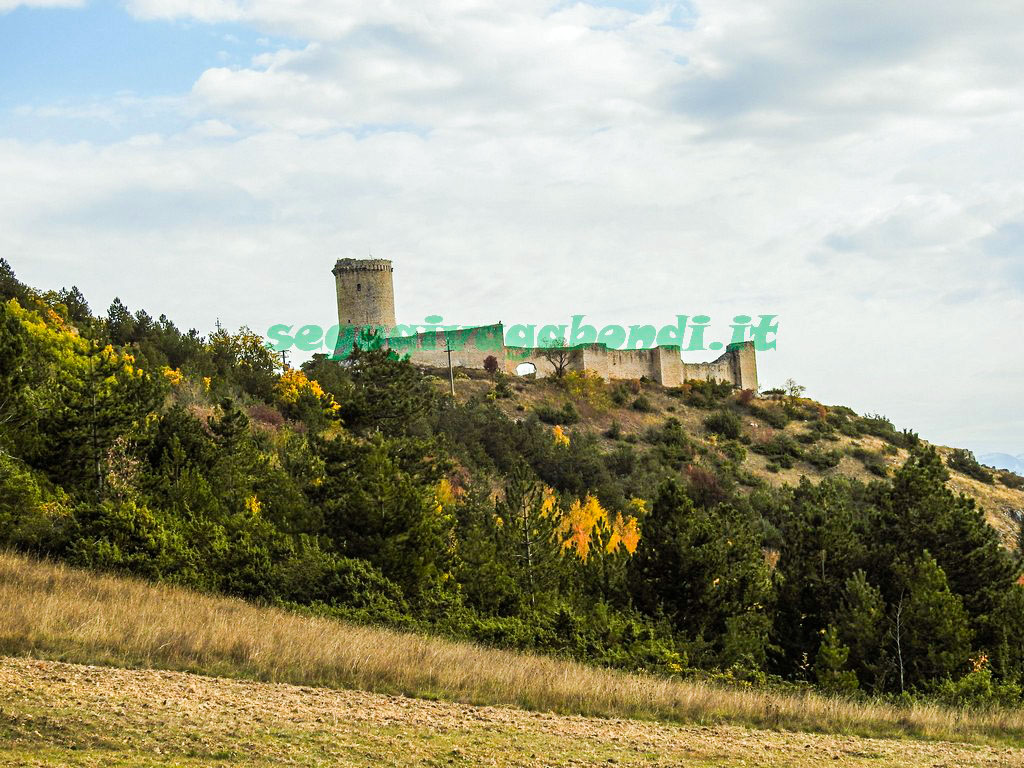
[980,453,1024,474]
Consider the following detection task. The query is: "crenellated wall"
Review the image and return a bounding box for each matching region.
[394,322,758,390]
[681,341,758,391]
[389,324,507,370]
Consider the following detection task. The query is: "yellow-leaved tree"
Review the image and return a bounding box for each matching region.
[274,368,340,423]
[6,298,163,495]
[555,494,642,562]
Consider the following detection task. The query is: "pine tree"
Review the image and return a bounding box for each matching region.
[106,298,136,346]
[629,479,773,668]
[873,448,1017,654]
[814,624,859,695]
[894,552,973,691]
[836,570,888,692]
[496,464,564,610]
[770,476,868,678]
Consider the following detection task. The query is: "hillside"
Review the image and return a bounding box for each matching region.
[3,552,1024,767]
[437,370,1024,547]
[4,259,1024,712]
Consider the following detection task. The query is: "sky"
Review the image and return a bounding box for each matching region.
[2,0,1022,456]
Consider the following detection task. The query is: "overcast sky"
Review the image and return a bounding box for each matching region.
[2,0,1022,455]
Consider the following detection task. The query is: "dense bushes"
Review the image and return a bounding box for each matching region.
[1000,471,1024,490]
[535,401,580,425]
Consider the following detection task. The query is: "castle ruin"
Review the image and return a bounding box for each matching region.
[333,258,757,390]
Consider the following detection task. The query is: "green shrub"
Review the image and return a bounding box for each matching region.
[851,446,887,477]
[805,447,841,470]
[946,449,994,484]
[704,409,742,440]
[858,414,918,448]
[493,377,513,399]
[720,439,747,464]
[683,379,733,409]
[631,395,654,413]
[275,540,409,622]
[999,471,1024,490]
[645,417,696,467]
[933,664,1022,710]
[752,433,802,466]
[604,443,637,476]
[535,401,580,425]
[610,383,630,406]
[748,404,789,429]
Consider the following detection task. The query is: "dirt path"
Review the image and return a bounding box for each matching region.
[1,656,1021,767]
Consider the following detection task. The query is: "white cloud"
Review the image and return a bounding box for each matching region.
[6,0,1024,453]
[0,0,83,11]
[123,0,241,23]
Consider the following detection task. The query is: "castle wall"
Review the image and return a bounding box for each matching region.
[681,341,758,390]
[502,344,688,387]
[732,341,758,391]
[657,346,685,387]
[397,326,757,391]
[395,324,507,370]
[503,346,584,378]
[579,345,662,381]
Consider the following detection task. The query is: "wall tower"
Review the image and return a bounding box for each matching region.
[332,258,396,331]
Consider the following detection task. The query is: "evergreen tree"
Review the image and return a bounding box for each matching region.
[0,258,30,304]
[629,479,773,667]
[814,624,859,695]
[333,346,438,437]
[106,297,136,346]
[892,552,973,692]
[873,448,1017,652]
[0,300,27,448]
[769,477,868,678]
[495,464,564,611]
[835,570,889,692]
[312,434,455,601]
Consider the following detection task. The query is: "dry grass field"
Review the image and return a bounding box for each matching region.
[4,656,1024,767]
[3,550,1024,758]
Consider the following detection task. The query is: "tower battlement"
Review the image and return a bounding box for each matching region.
[332,258,393,274]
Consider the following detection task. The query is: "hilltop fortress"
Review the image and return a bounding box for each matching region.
[332,258,757,390]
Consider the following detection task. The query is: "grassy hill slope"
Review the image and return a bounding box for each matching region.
[438,372,1024,546]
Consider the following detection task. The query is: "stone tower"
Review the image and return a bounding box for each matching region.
[332,258,396,330]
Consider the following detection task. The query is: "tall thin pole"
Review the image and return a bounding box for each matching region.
[446,334,455,398]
